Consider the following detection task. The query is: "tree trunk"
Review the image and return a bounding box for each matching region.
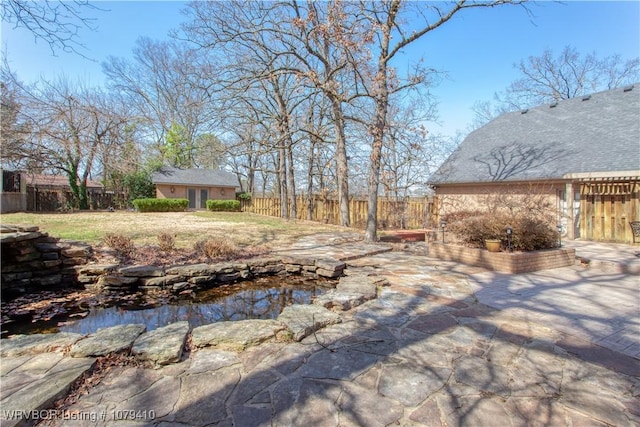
[287,142,297,220]
[365,96,387,242]
[365,4,395,242]
[274,83,295,219]
[79,180,89,210]
[306,140,315,220]
[331,98,350,227]
[277,146,288,219]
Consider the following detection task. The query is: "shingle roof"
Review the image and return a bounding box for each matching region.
[152,166,239,187]
[428,85,640,185]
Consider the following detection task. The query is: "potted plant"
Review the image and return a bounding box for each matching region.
[484,238,502,252]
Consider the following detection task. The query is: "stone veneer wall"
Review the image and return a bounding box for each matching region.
[1,225,92,297]
[428,242,575,274]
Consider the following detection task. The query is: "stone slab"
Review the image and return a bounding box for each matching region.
[0,356,95,427]
[139,274,182,288]
[316,268,343,278]
[132,321,189,366]
[75,264,119,275]
[191,319,288,351]
[337,275,382,298]
[60,244,91,258]
[277,304,342,341]
[1,236,638,427]
[165,263,217,276]
[0,333,84,357]
[69,324,146,357]
[315,258,346,271]
[279,255,316,266]
[313,289,369,311]
[119,265,165,277]
[103,274,138,286]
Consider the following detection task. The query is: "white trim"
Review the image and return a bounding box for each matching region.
[562,170,640,180]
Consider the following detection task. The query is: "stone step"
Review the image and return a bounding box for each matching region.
[191,319,289,351]
[69,324,146,357]
[0,332,84,357]
[277,304,342,341]
[132,321,189,367]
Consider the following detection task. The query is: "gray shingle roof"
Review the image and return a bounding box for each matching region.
[429,85,640,184]
[152,166,239,187]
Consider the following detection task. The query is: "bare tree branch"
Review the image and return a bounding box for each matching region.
[1,0,102,57]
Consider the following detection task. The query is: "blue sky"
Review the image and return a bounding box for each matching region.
[2,1,639,137]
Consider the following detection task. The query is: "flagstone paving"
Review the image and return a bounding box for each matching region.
[1,236,639,426]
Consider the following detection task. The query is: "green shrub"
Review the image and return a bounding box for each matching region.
[133,198,188,212]
[236,191,252,200]
[206,199,241,212]
[122,171,155,202]
[447,211,558,251]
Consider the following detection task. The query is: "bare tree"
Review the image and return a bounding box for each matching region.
[511,46,639,103]
[381,97,439,200]
[360,0,529,241]
[301,93,334,220]
[181,0,367,225]
[100,123,145,206]
[0,64,30,168]
[181,1,328,220]
[472,46,640,126]
[1,0,100,56]
[194,133,226,170]
[178,0,529,237]
[282,0,365,226]
[224,121,267,194]
[103,37,219,168]
[12,76,129,209]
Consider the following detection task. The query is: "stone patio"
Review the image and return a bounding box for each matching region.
[1,235,638,426]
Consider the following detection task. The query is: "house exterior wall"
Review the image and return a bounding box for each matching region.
[156,184,236,209]
[156,184,186,200]
[435,181,563,216]
[1,192,27,213]
[1,170,27,213]
[156,184,236,200]
[434,180,571,237]
[435,179,640,244]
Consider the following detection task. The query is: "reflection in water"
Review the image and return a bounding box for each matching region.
[58,276,332,335]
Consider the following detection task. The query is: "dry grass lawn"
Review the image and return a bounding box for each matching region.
[1,211,355,250]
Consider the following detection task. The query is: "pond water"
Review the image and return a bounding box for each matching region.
[3,275,336,336]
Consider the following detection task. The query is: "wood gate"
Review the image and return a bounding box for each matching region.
[580,179,640,244]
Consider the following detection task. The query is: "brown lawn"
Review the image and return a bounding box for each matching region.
[1,210,355,251]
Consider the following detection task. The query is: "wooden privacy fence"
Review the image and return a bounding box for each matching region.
[580,179,640,244]
[26,188,121,212]
[241,196,437,230]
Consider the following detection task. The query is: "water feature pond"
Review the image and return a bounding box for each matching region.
[1,275,337,337]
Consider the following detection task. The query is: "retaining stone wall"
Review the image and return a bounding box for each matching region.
[1,225,348,297]
[79,255,346,293]
[428,242,575,273]
[1,225,92,297]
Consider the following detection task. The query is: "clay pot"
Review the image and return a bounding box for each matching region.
[485,239,501,252]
